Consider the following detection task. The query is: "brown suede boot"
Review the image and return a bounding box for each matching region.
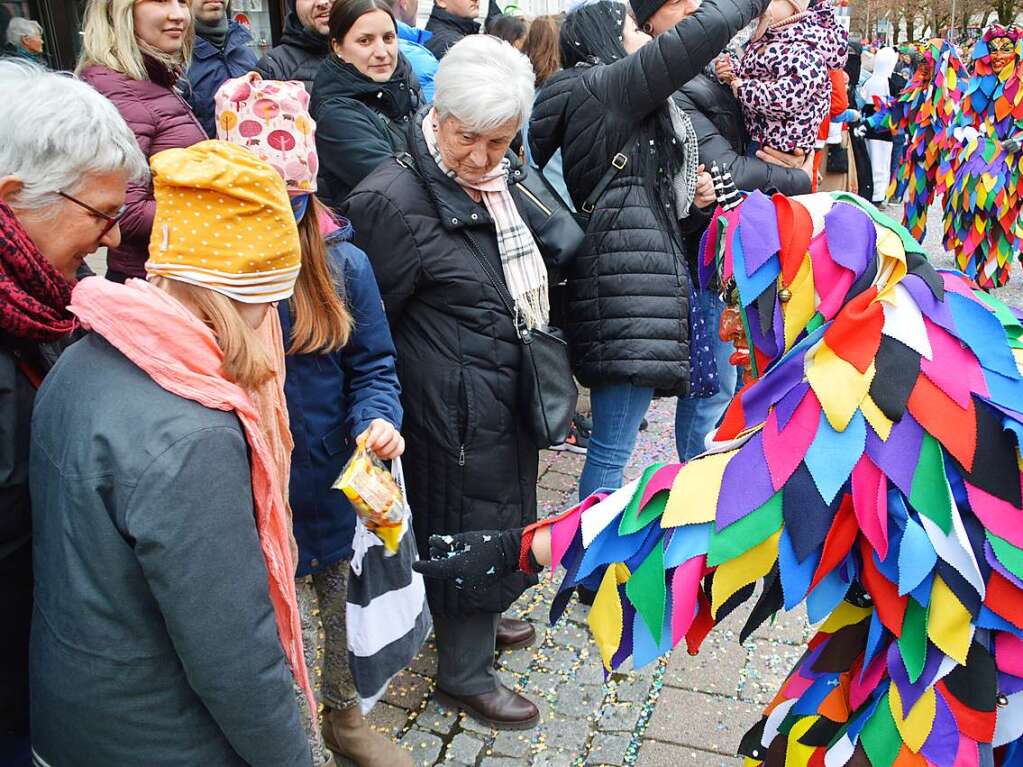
[321,704,412,767]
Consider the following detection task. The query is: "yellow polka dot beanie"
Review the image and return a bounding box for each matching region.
[146,140,301,304]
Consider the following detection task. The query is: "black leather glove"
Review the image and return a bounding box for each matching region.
[412,528,529,594]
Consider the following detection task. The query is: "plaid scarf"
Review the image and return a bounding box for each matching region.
[0,201,75,343]
[423,109,550,330]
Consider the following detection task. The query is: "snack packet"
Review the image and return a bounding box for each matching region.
[334,444,404,553]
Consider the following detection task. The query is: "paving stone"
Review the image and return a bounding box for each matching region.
[663,633,746,697]
[552,682,605,718]
[549,619,594,651]
[526,670,563,699]
[481,757,527,767]
[492,728,534,758]
[539,714,591,752]
[366,701,410,738]
[446,732,485,764]
[532,748,581,767]
[537,470,578,493]
[538,485,573,507]
[597,701,643,733]
[383,669,433,709]
[745,603,811,647]
[536,645,580,673]
[610,675,652,703]
[408,640,438,677]
[414,699,457,735]
[636,741,742,767]
[458,710,498,737]
[587,732,631,765]
[497,646,536,674]
[645,688,759,755]
[398,728,444,766]
[740,639,805,707]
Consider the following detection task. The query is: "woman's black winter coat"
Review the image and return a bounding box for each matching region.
[339,112,540,617]
[311,53,422,209]
[528,0,769,396]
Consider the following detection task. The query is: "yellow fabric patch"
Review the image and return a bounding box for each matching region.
[927,576,972,665]
[889,684,936,754]
[711,530,780,617]
[662,449,737,528]
[588,563,631,670]
[806,341,876,431]
[783,255,816,352]
[861,395,894,441]
[819,600,873,634]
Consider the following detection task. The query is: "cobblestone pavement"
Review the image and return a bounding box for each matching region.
[354,204,1023,767]
[83,203,1023,766]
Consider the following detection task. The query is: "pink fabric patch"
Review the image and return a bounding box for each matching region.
[762,390,821,490]
[967,481,1023,549]
[851,455,889,561]
[921,318,989,408]
[670,556,706,645]
[996,633,1023,678]
[809,234,854,321]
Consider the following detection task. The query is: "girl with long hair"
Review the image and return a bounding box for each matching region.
[216,73,408,767]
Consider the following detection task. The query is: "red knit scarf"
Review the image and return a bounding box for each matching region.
[0,202,75,342]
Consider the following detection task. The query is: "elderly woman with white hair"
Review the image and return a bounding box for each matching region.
[0,60,146,766]
[4,17,44,62]
[341,35,547,729]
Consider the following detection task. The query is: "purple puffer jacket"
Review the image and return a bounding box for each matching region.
[734,2,847,153]
[79,57,205,279]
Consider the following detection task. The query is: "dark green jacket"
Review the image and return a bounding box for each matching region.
[29,333,311,767]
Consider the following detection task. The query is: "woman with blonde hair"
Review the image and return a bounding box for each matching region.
[77,0,205,282]
[216,72,409,767]
[29,140,313,766]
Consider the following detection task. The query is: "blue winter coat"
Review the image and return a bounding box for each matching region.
[279,218,402,576]
[396,22,438,104]
[184,22,259,137]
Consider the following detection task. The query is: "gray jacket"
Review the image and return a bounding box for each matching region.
[29,334,311,767]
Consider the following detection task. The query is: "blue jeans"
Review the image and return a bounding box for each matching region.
[578,383,655,500]
[674,293,737,461]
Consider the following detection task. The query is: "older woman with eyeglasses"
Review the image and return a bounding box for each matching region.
[0,61,147,767]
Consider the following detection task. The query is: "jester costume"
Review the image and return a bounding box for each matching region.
[864,40,964,243]
[942,26,1023,290]
[521,190,1023,765]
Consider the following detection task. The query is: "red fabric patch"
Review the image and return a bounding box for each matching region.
[822,287,884,374]
[937,680,997,743]
[686,589,716,654]
[858,537,907,635]
[773,194,813,286]
[809,494,858,592]
[714,393,747,441]
[906,374,978,472]
[985,570,1023,629]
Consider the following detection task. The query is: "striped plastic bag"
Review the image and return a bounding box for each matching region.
[345,457,432,713]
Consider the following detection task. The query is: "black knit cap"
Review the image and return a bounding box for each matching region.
[631,0,668,27]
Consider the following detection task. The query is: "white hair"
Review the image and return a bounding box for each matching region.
[0,61,148,212]
[433,35,535,133]
[6,17,41,48]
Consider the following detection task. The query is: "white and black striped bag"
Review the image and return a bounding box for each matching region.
[346,457,432,713]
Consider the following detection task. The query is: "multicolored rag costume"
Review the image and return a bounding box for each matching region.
[942,26,1023,289]
[865,40,964,243]
[528,190,1023,764]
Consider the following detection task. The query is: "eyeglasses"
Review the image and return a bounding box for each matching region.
[58,191,126,238]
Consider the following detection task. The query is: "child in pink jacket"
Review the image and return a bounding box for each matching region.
[717,0,847,154]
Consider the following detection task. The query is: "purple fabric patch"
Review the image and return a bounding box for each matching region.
[741,350,805,426]
[824,202,875,279]
[776,382,812,429]
[887,640,944,712]
[716,431,776,529]
[738,190,780,276]
[867,414,924,498]
[902,274,957,333]
[920,690,960,767]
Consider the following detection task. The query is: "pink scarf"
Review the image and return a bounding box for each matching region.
[68,276,315,714]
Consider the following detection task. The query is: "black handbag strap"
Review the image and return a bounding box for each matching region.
[395,150,531,336]
[578,135,637,217]
[459,230,530,337]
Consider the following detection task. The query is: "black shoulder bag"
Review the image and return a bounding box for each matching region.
[573,136,637,226]
[461,231,578,449]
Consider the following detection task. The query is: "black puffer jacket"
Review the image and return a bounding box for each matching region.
[674,67,812,268]
[253,12,328,92]
[340,112,539,617]
[528,0,770,395]
[311,53,421,209]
